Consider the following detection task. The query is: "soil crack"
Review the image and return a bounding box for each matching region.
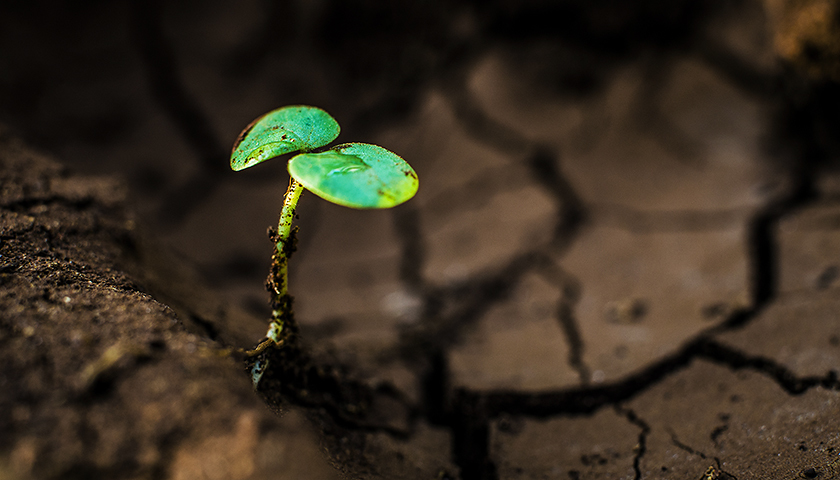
[451,389,497,480]
[616,406,650,480]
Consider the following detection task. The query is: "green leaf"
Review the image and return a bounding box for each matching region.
[230,105,340,171]
[288,143,419,209]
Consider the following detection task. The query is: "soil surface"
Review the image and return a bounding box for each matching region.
[2,1,840,479]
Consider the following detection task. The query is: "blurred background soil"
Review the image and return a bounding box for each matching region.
[2,0,840,479]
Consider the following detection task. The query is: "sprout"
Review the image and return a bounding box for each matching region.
[230,105,419,357]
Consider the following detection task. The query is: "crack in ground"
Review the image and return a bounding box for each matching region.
[415,326,839,480]
[660,431,741,480]
[463,337,840,420]
[616,406,650,480]
[536,262,591,385]
[525,146,589,251]
[395,250,547,479]
[451,389,498,480]
[442,70,589,253]
[696,340,840,394]
[710,415,729,449]
[668,428,709,460]
[442,71,531,157]
[556,283,590,385]
[398,250,548,355]
[443,64,594,377]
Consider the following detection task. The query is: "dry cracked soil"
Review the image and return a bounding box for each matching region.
[2,1,840,479]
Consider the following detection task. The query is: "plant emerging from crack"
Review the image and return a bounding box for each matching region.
[230,105,419,360]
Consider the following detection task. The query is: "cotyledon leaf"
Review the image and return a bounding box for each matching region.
[288,143,419,209]
[230,105,340,171]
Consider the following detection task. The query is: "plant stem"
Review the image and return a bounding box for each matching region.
[275,177,304,297]
[247,177,304,356]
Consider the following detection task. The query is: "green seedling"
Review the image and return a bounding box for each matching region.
[230,105,419,359]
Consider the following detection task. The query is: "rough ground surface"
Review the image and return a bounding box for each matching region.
[2,1,840,479]
[0,127,344,480]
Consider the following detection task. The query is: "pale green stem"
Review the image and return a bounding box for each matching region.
[246,177,304,356]
[274,177,304,297]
